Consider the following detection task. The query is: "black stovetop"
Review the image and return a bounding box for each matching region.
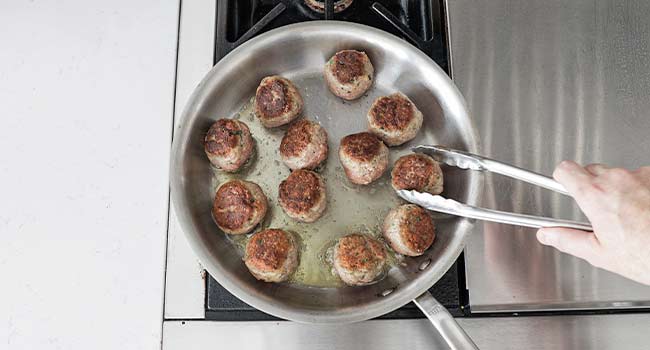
[205,0,466,321]
[214,0,448,70]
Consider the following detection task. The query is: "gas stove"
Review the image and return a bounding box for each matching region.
[163,0,650,348]
[204,0,463,321]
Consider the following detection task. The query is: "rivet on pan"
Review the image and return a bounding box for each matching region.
[380,288,395,297]
[418,259,432,271]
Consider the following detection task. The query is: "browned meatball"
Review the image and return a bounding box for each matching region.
[391,153,444,195]
[333,234,387,286]
[212,180,268,235]
[245,229,299,283]
[204,119,254,172]
[383,204,436,256]
[367,92,423,146]
[339,132,389,185]
[304,0,353,13]
[278,170,327,223]
[254,76,304,128]
[279,119,329,170]
[324,50,374,100]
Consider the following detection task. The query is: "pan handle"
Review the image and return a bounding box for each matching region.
[413,291,478,350]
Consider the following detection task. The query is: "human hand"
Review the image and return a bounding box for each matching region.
[536,161,650,285]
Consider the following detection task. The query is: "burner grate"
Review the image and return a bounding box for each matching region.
[215,0,448,72]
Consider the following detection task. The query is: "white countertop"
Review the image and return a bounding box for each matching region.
[1,1,179,348]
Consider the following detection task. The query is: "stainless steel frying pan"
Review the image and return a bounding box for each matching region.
[170,21,482,348]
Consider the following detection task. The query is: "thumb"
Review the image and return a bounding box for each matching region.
[536,227,602,266]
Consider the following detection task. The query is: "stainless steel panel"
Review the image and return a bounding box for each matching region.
[447,0,650,311]
[163,314,650,350]
[164,0,215,319]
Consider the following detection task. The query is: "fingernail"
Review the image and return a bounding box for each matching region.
[537,230,549,245]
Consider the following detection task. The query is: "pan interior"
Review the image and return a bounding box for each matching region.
[172,22,479,323]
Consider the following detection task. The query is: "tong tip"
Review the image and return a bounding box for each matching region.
[411,145,486,171]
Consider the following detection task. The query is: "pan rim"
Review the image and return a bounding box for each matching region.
[170,20,482,323]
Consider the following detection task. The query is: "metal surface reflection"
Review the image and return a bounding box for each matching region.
[448,0,650,311]
[163,314,650,350]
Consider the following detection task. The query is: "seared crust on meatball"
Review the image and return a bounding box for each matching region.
[245,229,299,283]
[212,180,268,235]
[204,119,254,172]
[391,153,443,194]
[278,170,327,223]
[280,119,329,170]
[383,204,435,256]
[333,234,387,286]
[367,92,423,146]
[338,132,389,185]
[324,50,374,100]
[254,76,304,128]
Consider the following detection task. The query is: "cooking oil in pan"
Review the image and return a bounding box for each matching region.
[211,96,404,288]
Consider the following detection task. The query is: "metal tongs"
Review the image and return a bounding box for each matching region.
[397,145,593,231]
